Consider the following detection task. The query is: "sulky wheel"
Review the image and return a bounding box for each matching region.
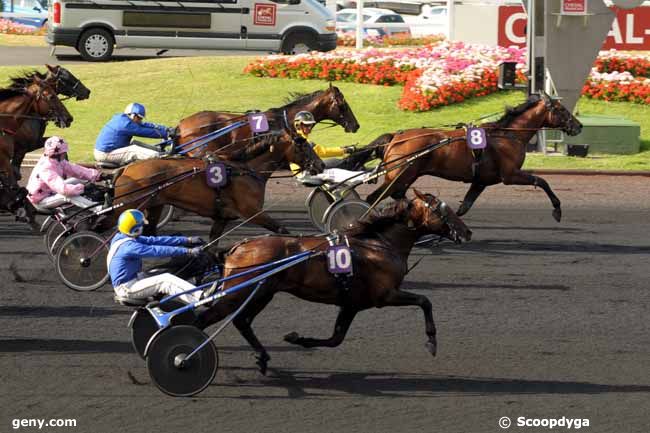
[130,300,198,359]
[146,325,218,397]
[130,308,160,360]
[307,188,361,232]
[55,231,110,292]
[156,205,175,230]
[44,220,71,261]
[324,199,373,233]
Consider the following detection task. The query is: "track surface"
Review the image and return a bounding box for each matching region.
[1,175,649,433]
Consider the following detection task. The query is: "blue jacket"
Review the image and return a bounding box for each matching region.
[95,113,168,153]
[108,233,190,286]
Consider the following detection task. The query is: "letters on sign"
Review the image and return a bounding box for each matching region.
[248,113,269,133]
[206,162,227,188]
[253,3,277,26]
[327,245,353,274]
[466,127,487,150]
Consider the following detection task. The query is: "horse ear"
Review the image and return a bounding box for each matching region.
[46,64,55,72]
[329,82,333,90]
[412,188,424,199]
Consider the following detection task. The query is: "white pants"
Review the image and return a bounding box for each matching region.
[298,168,369,186]
[36,178,98,211]
[114,272,201,305]
[94,141,160,166]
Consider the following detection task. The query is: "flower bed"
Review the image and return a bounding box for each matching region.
[0,18,46,35]
[336,32,445,47]
[245,45,650,111]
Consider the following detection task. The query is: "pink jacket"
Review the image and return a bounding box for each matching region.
[27,156,100,204]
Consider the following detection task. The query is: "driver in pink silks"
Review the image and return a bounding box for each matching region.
[26,136,109,211]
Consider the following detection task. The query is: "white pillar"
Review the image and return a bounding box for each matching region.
[446,0,455,41]
[356,0,364,49]
[326,0,336,17]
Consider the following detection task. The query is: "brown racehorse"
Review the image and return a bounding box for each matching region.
[112,132,324,240]
[0,78,73,226]
[364,93,582,222]
[175,84,360,157]
[195,190,472,374]
[6,65,90,180]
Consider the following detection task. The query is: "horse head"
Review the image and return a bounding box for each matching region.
[411,189,472,243]
[46,64,91,101]
[540,92,582,136]
[28,77,74,128]
[323,84,360,133]
[285,134,325,175]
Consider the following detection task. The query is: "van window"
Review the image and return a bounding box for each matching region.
[123,11,211,28]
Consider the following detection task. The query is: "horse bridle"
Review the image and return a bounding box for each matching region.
[50,67,82,100]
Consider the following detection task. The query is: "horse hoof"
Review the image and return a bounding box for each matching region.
[255,353,270,376]
[552,207,562,222]
[284,332,301,344]
[425,341,437,357]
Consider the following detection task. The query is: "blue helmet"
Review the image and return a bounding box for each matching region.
[124,102,146,119]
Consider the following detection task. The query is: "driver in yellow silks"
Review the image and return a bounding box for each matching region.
[289,111,373,186]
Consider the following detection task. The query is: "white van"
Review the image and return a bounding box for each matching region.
[46,0,337,61]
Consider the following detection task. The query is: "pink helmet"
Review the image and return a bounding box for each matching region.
[43,136,69,157]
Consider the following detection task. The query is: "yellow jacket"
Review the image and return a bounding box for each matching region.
[290,142,346,174]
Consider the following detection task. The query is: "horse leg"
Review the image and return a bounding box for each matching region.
[457,183,487,216]
[283,307,358,349]
[380,290,437,357]
[232,291,276,375]
[502,170,562,222]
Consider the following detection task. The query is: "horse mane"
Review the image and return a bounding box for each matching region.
[6,70,45,91]
[282,89,325,107]
[218,134,276,162]
[346,199,410,235]
[0,87,25,101]
[491,95,541,128]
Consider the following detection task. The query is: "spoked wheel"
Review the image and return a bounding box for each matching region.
[130,300,198,359]
[156,205,175,230]
[55,231,110,291]
[147,325,218,397]
[324,199,373,233]
[44,220,71,261]
[307,188,360,231]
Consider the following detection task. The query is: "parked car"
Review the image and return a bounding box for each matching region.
[47,0,337,62]
[1,0,48,28]
[336,7,410,37]
[403,5,447,37]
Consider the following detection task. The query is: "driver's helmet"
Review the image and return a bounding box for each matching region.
[124,102,146,119]
[43,136,69,157]
[293,111,316,135]
[117,209,148,237]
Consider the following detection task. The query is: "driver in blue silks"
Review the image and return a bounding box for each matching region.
[94,102,173,165]
[108,209,206,305]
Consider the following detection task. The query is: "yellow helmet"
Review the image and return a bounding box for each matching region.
[117,209,148,236]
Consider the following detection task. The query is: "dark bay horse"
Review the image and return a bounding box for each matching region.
[176,84,360,157]
[6,65,90,180]
[0,78,73,225]
[113,132,324,240]
[364,94,582,222]
[195,190,472,373]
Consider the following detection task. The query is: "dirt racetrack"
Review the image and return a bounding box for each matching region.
[1,174,649,433]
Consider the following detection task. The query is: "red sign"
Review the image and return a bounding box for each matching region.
[499,5,650,51]
[253,3,277,26]
[498,5,527,48]
[561,0,587,14]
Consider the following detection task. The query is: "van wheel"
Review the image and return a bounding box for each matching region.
[282,32,317,55]
[78,28,114,62]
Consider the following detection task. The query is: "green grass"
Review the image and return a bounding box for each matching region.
[1,55,649,170]
[0,34,47,47]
